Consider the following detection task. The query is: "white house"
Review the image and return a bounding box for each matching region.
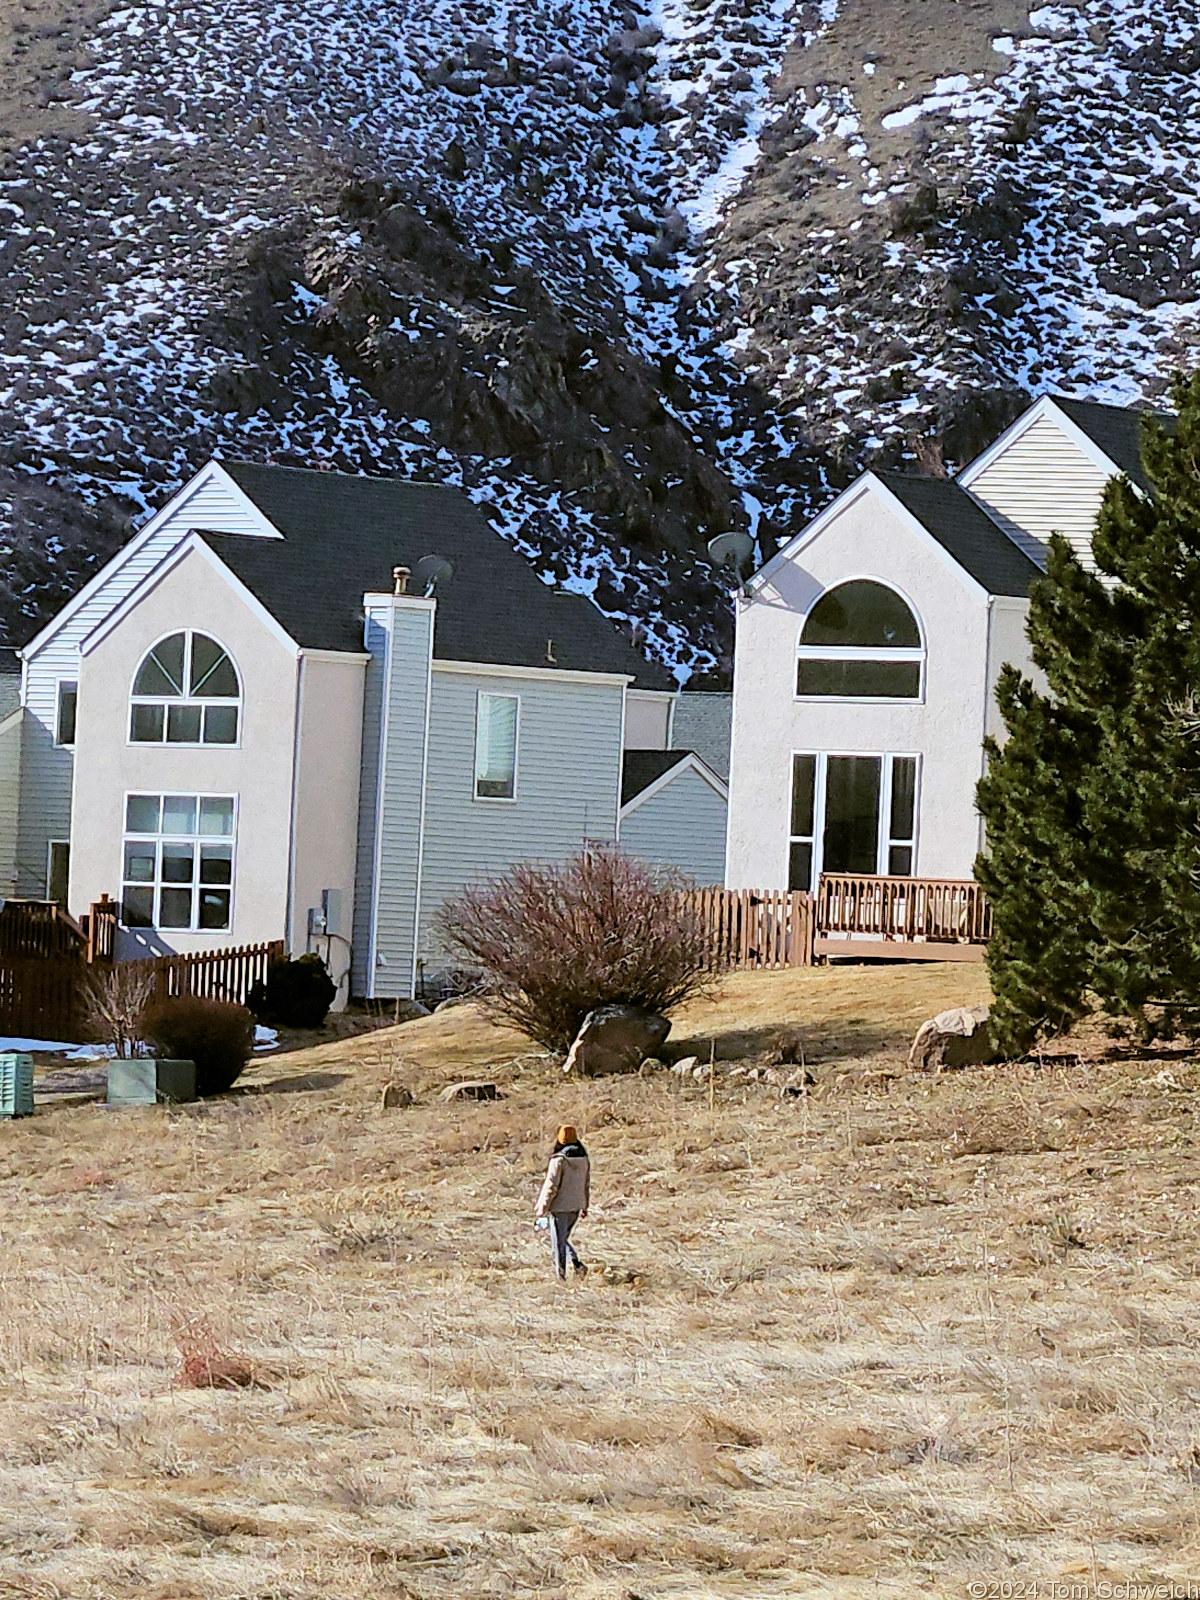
[0,460,729,1000]
[726,396,1167,893]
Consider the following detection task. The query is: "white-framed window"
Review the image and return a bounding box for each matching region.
[796,580,924,701]
[121,793,236,931]
[46,841,70,906]
[130,631,240,746]
[788,753,919,891]
[55,680,77,746]
[474,692,519,801]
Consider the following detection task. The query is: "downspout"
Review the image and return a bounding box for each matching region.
[285,650,304,952]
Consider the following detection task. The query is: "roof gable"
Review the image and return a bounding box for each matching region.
[1050,397,1173,498]
[621,748,728,812]
[210,463,671,687]
[875,473,1042,598]
[748,472,1039,601]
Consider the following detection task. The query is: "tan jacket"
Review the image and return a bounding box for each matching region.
[536,1147,591,1215]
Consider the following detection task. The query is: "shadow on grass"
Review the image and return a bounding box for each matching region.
[242,1071,351,1096]
[668,1017,897,1065]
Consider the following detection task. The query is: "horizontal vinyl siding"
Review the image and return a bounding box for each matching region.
[416,669,624,967]
[966,416,1111,568]
[0,709,23,897]
[620,767,727,886]
[17,470,282,897]
[370,602,434,997]
[350,607,389,997]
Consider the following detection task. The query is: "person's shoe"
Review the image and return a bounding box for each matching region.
[573,1261,588,1278]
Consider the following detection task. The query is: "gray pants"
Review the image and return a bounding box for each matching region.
[549,1211,581,1278]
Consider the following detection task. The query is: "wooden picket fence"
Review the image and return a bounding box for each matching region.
[134,940,284,1006]
[687,886,815,971]
[0,896,285,1042]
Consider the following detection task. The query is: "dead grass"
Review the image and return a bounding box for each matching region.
[2,962,1200,1598]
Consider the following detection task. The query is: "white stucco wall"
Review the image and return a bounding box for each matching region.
[70,546,300,955]
[726,485,994,890]
[289,651,367,991]
[983,598,1038,745]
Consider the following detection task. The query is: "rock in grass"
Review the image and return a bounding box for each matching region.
[439,1080,501,1102]
[562,1005,670,1077]
[908,1005,997,1071]
[380,1082,414,1109]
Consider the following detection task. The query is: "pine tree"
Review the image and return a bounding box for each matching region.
[977,373,1200,1054]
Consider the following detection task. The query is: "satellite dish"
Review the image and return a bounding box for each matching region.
[707,530,756,589]
[415,554,455,596]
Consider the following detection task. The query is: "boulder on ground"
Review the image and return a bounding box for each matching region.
[562,1005,670,1077]
[439,1079,501,1102]
[380,1082,414,1109]
[393,1001,431,1022]
[908,1005,997,1071]
[670,1055,699,1077]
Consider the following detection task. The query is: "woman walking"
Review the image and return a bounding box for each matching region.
[536,1125,590,1281]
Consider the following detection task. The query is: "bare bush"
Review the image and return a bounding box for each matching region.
[436,847,719,1051]
[84,963,158,1058]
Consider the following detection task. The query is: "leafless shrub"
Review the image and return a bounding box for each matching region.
[84,963,157,1058]
[436,846,720,1051]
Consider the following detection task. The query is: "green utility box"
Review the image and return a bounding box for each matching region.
[0,1053,34,1118]
[106,1058,196,1107]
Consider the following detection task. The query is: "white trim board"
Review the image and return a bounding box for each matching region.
[21,462,283,662]
[433,658,634,687]
[619,752,729,820]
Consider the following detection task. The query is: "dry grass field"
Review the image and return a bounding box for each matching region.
[2,962,1199,1599]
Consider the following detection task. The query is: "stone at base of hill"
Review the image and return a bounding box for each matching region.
[393,1001,431,1022]
[908,1005,997,1071]
[439,1079,501,1102]
[562,1005,671,1076]
[670,1055,699,1077]
[380,1082,414,1109]
[639,1057,666,1074]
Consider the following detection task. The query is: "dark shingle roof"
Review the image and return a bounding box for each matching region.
[622,748,692,804]
[1051,396,1174,497]
[877,472,1043,597]
[196,463,672,689]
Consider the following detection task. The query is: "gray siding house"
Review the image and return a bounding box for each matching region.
[6,460,722,1002]
[620,750,728,886]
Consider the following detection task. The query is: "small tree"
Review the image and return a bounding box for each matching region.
[436,847,718,1051]
[977,373,1200,1053]
[85,964,157,1058]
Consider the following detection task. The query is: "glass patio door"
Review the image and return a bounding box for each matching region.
[788,753,919,890]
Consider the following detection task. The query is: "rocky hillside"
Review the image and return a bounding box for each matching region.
[0,0,1196,678]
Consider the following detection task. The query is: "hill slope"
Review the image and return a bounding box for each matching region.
[0,0,1196,676]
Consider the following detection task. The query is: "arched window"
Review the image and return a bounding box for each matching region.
[796,581,923,699]
[130,632,240,744]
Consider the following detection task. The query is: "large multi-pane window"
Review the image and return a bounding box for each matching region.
[474,692,519,800]
[797,581,923,700]
[788,753,918,890]
[122,793,236,931]
[130,632,240,745]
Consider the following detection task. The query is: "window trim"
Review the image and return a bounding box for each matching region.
[473,690,520,804]
[127,630,243,749]
[119,790,239,934]
[788,751,921,890]
[795,578,926,705]
[46,839,70,905]
[54,678,78,747]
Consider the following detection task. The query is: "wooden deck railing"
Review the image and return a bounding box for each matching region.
[815,874,990,960]
[687,887,815,970]
[0,900,88,961]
